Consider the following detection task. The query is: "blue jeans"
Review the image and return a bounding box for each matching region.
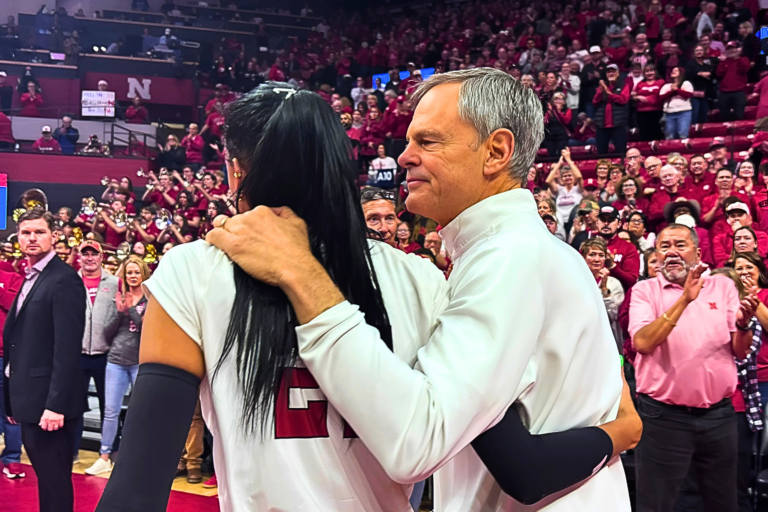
[691,97,709,125]
[410,479,426,511]
[100,362,139,455]
[0,358,22,464]
[665,110,692,139]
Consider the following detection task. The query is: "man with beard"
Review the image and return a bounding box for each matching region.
[595,205,640,290]
[629,223,758,512]
[340,111,361,167]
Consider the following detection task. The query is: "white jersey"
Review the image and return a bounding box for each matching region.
[296,189,630,511]
[143,239,448,512]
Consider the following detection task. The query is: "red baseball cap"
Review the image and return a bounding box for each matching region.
[584,178,599,189]
[79,240,102,254]
[751,131,768,148]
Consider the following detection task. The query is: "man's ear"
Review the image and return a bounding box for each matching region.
[483,128,515,178]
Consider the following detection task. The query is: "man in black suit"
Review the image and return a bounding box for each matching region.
[3,208,86,512]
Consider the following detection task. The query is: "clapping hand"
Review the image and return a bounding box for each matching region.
[115,291,129,313]
[683,262,708,304]
[737,286,760,329]
[598,267,611,290]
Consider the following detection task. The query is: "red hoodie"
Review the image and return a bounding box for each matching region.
[716,57,750,92]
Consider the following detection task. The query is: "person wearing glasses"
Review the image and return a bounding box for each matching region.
[361,188,398,245]
[613,176,648,218]
[394,222,421,254]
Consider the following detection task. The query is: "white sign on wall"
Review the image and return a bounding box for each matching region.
[81,90,116,117]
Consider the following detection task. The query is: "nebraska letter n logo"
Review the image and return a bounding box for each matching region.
[127,77,152,100]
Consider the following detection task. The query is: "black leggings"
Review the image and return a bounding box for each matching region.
[542,137,568,158]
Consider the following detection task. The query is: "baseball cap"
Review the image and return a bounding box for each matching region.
[541,213,558,224]
[751,131,768,148]
[577,199,599,214]
[0,71,6,77]
[79,240,103,253]
[41,125,51,133]
[598,205,620,220]
[726,41,740,49]
[606,63,619,71]
[584,178,599,189]
[726,201,750,214]
[589,46,601,53]
[397,95,406,103]
[709,137,726,150]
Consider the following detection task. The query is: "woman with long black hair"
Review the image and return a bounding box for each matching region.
[96,83,641,512]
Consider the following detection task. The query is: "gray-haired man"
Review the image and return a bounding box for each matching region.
[208,69,633,510]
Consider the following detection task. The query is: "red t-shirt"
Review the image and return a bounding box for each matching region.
[104,223,126,249]
[32,137,62,154]
[82,275,101,305]
[205,112,225,139]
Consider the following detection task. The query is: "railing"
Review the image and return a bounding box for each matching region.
[110,123,158,157]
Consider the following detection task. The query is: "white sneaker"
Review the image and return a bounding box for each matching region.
[84,458,113,476]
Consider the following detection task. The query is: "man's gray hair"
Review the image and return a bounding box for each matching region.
[411,68,545,184]
[658,223,699,248]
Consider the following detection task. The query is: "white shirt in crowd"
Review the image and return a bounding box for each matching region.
[296,189,630,512]
[351,86,372,108]
[369,156,398,170]
[660,81,694,113]
[145,239,447,512]
[562,74,581,110]
[697,13,714,38]
[554,185,583,226]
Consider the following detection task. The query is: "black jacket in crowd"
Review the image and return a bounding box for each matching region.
[3,255,86,424]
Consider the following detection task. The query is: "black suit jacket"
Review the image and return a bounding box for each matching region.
[3,255,87,423]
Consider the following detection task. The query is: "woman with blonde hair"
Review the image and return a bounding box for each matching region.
[85,256,151,476]
[595,159,612,190]
[580,237,624,350]
[667,154,688,178]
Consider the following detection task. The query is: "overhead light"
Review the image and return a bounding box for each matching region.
[92,45,99,52]
[100,46,107,52]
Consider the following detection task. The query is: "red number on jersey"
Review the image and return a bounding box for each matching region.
[274,368,357,439]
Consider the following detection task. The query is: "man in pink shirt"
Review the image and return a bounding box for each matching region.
[629,223,757,512]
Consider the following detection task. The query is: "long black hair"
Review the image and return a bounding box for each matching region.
[214,82,391,434]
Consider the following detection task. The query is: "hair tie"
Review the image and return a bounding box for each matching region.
[273,88,297,100]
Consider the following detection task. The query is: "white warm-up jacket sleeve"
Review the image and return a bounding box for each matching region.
[295,242,545,483]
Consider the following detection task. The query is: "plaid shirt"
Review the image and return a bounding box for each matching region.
[736,318,763,432]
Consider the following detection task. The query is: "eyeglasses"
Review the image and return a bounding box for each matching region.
[629,219,644,225]
[361,189,396,204]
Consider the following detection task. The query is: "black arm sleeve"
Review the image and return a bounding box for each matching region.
[95,363,200,512]
[471,404,614,506]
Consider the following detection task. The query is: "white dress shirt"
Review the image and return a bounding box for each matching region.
[296,189,630,511]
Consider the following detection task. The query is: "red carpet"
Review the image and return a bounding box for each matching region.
[0,464,220,512]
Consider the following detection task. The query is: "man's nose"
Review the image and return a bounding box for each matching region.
[398,144,417,169]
